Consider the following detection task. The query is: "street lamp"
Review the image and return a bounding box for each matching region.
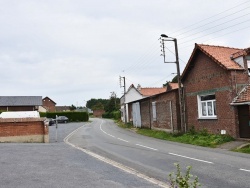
[160,34,185,133]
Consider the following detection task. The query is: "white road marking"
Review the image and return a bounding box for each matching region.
[136,144,158,151]
[118,138,129,142]
[64,122,169,188]
[169,152,214,164]
[240,168,250,172]
[100,120,115,138]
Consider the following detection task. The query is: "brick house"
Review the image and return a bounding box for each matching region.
[0,96,42,111]
[121,84,166,123]
[93,109,105,118]
[42,97,56,112]
[182,44,250,138]
[127,83,180,132]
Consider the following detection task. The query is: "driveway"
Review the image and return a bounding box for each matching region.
[0,122,161,188]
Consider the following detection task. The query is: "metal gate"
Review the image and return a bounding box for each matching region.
[132,102,141,128]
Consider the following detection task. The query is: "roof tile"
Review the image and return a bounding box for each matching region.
[198,44,244,70]
[232,85,250,103]
[139,88,166,96]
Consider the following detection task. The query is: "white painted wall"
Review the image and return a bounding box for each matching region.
[120,87,145,123]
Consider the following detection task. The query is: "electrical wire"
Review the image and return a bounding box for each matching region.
[171,0,250,35]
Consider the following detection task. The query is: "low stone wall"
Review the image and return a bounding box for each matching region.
[0,118,49,143]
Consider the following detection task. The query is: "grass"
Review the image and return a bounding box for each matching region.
[136,128,234,148]
[232,144,250,154]
[115,120,134,129]
[115,121,235,148]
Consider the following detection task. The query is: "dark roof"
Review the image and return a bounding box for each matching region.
[0,96,42,106]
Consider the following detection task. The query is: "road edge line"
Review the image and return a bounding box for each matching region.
[63,122,170,188]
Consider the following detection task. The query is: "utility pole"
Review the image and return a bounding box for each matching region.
[110,91,117,108]
[160,34,185,133]
[120,76,127,123]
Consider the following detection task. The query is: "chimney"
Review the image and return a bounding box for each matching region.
[137,84,141,91]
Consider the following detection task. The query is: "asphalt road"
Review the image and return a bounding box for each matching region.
[0,122,162,188]
[69,118,250,188]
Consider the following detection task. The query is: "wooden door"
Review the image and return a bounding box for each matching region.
[238,105,250,138]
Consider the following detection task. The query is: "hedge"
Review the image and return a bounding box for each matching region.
[40,112,89,122]
[102,110,121,120]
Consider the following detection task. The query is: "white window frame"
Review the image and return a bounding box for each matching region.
[152,102,157,121]
[197,94,217,119]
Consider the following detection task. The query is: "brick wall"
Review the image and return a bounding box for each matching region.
[183,51,248,138]
[138,90,180,132]
[43,98,56,112]
[0,118,49,143]
[140,100,151,128]
[93,109,105,117]
[0,106,37,111]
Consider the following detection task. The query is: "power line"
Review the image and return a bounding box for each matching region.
[179,24,250,50]
[171,0,250,35]
[178,19,250,46]
[178,12,250,41]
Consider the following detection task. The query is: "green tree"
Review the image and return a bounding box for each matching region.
[163,75,178,87]
[86,98,109,110]
[69,104,76,111]
[92,102,104,110]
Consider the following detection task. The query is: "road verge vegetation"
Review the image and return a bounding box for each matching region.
[232,144,250,154]
[40,112,89,122]
[115,120,234,148]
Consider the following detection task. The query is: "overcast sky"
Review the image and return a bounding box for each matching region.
[0,0,249,106]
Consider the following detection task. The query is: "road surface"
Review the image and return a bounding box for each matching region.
[68,118,250,188]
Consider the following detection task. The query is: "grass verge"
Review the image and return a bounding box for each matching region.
[232,144,250,154]
[136,128,234,148]
[115,120,235,148]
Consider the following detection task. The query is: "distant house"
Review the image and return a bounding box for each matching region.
[127,83,180,131]
[42,97,56,112]
[93,109,105,118]
[120,84,166,123]
[182,44,250,138]
[0,96,42,111]
[55,106,71,112]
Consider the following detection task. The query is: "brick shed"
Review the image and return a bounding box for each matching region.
[182,44,250,138]
[0,118,49,143]
[128,84,180,133]
[93,109,105,118]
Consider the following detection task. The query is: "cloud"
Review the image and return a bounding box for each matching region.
[0,0,249,105]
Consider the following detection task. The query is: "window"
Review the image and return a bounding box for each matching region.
[247,60,250,76]
[152,102,157,121]
[198,94,217,118]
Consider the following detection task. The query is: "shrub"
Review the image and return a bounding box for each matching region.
[102,110,121,120]
[169,163,200,188]
[39,112,89,122]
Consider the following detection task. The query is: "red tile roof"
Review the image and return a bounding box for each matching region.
[232,85,250,104]
[197,44,244,70]
[182,44,245,80]
[168,83,179,90]
[139,87,166,96]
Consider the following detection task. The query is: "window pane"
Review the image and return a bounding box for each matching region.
[201,95,215,101]
[213,101,216,115]
[201,102,207,116]
[207,102,213,116]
